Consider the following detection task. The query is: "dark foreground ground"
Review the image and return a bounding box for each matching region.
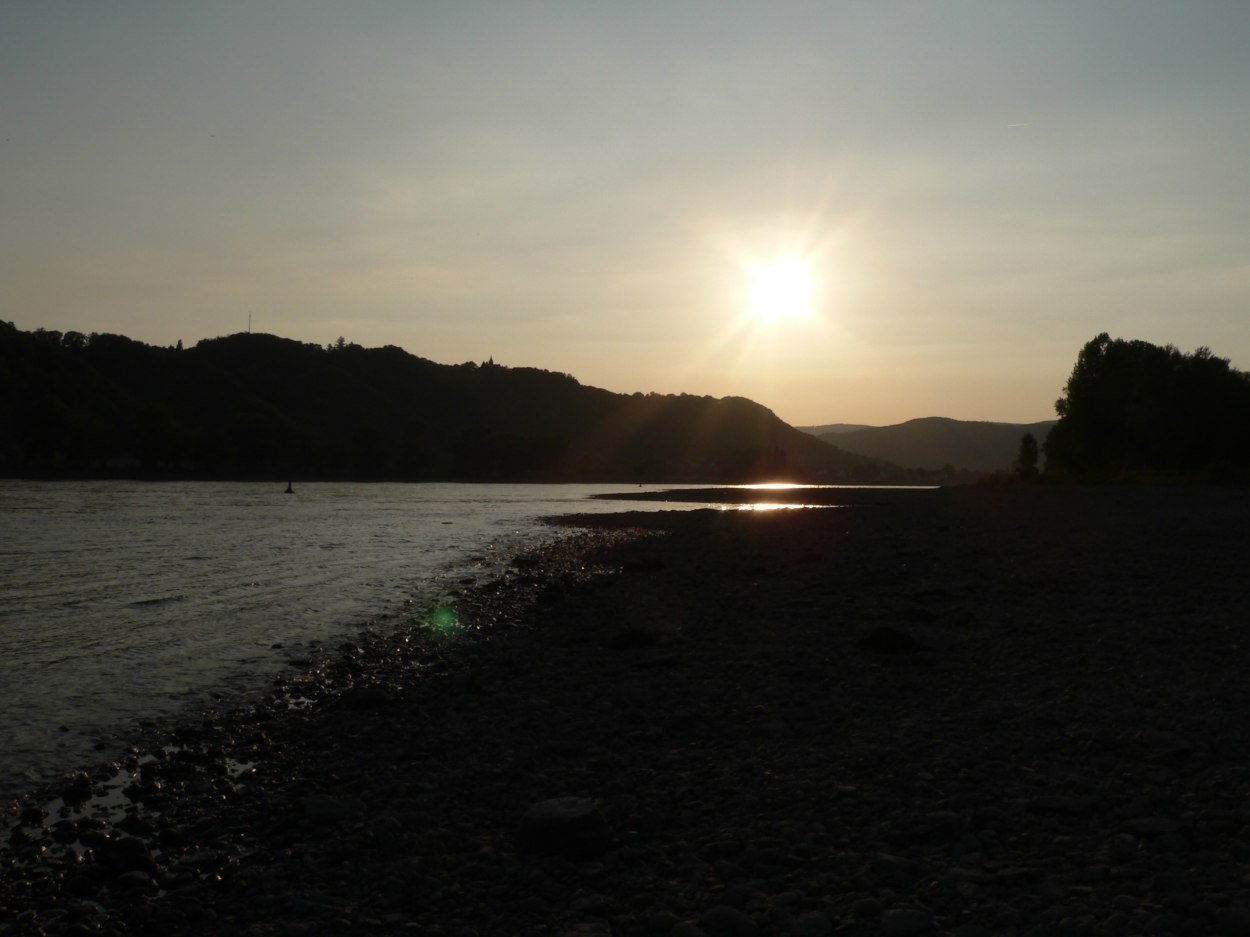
[4,485,1250,937]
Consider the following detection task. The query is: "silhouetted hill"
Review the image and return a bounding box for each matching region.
[799,416,1057,474]
[0,323,931,483]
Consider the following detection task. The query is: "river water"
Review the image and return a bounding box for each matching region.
[0,480,708,802]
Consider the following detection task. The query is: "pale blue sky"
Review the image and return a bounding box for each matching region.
[4,1,1248,424]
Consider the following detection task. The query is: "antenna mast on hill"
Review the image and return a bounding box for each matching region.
[248,312,252,333]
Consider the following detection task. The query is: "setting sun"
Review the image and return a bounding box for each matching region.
[747,255,815,323]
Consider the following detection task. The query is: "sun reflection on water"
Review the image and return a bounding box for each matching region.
[717,502,839,512]
[733,482,812,490]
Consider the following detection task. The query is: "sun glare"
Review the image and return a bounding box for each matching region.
[746,255,814,323]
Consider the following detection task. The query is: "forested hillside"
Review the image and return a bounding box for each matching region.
[0,324,912,483]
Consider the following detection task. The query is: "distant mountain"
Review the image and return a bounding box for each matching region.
[797,423,874,436]
[1,323,935,484]
[800,416,1057,474]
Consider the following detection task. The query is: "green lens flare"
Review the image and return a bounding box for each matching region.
[427,604,458,634]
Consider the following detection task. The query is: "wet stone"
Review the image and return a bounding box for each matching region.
[517,797,611,859]
[116,869,158,891]
[51,819,79,844]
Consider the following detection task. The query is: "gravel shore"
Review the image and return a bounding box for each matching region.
[4,484,1250,936]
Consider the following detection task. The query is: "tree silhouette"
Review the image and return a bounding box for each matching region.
[1015,433,1039,477]
[1044,333,1250,476]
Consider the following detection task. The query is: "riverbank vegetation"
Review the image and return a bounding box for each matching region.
[1043,333,1250,482]
[5,323,1248,484]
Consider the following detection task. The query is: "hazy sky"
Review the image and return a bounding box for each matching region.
[4,2,1249,425]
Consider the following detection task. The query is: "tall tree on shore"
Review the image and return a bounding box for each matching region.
[1015,433,1039,477]
[1044,333,1250,476]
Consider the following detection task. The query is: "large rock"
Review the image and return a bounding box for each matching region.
[517,797,610,859]
[700,904,758,937]
[882,907,932,937]
[301,793,364,824]
[339,684,393,709]
[60,771,93,805]
[96,835,160,879]
[791,911,833,937]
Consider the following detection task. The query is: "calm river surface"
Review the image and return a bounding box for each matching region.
[0,480,706,802]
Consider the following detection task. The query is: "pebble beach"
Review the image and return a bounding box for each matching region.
[4,484,1250,936]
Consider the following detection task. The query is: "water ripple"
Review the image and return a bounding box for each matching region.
[0,480,704,801]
